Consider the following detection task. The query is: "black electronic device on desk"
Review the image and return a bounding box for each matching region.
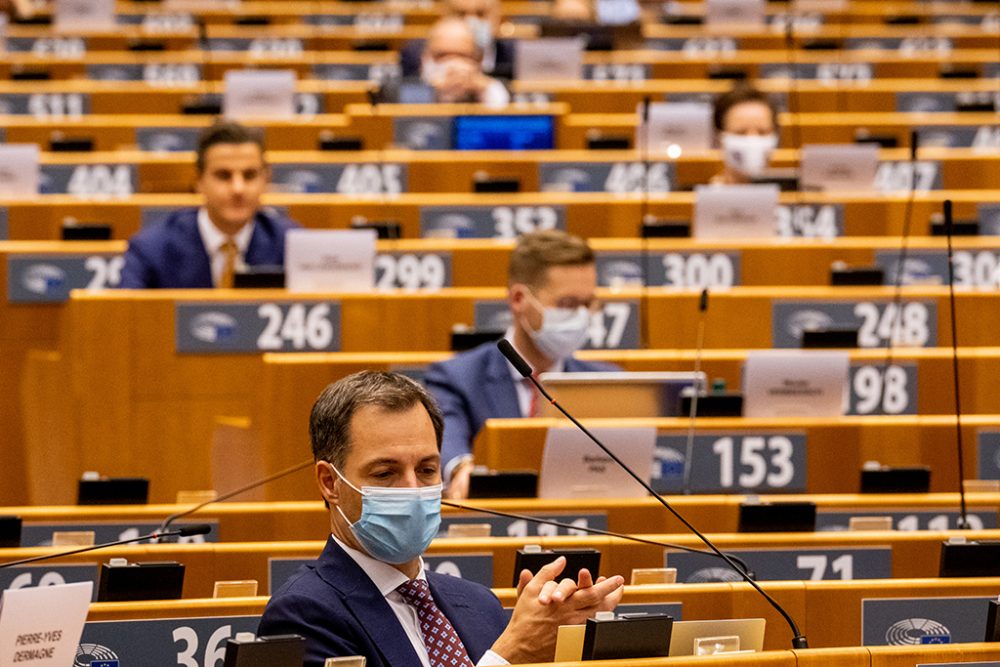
[97,560,185,601]
[78,476,149,505]
[512,547,601,587]
[582,613,673,661]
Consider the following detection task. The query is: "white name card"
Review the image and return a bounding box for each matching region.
[596,0,640,25]
[285,229,376,293]
[641,102,713,155]
[706,0,765,26]
[743,350,848,417]
[514,38,584,81]
[55,0,116,32]
[223,69,296,120]
[539,426,656,498]
[0,582,93,667]
[800,144,879,192]
[694,183,778,239]
[0,144,40,199]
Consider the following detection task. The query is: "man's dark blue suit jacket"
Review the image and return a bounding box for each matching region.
[258,537,508,667]
[119,207,299,288]
[424,342,617,470]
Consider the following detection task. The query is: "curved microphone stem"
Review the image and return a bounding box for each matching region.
[499,340,807,648]
[683,288,709,494]
[441,499,755,577]
[943,199,970,529]
[878,130,921,413]
[157,458,315,533]
[0,526,206,569]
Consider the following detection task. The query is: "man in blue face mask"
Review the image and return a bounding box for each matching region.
[424,231,618,499]
[259,371,625,666]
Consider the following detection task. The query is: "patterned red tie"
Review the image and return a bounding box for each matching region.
[395,579,475,667]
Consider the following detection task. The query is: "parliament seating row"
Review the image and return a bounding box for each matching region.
[5,534,1000,643]
[3,143,997,193]
[14,234,1000,291]
[1,192,994,240]
[7,493,999,542]
[7,22,999,55]
[12,286,1000,502]
[53,0,1000,26]
[3,48,997,81]
[1,78,999,118]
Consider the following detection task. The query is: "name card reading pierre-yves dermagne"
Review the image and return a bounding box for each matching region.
[0,581,93,667]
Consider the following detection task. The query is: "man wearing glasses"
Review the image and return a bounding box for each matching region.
[425,230,616,499]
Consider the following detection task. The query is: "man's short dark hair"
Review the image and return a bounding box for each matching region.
[310,371,445,469]
[508,230,594,290]
[712,85,779,132]
[196,121,266,174]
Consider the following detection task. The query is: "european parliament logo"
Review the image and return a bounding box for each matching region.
[22,264,67,296]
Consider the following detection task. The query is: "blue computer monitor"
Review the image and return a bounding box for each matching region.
[452,115,555,150]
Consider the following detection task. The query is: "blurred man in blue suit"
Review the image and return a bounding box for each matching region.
[425,231,617,499]
[259,371,624,667]
[120,121,299,288]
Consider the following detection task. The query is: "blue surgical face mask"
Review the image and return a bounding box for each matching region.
[330,465,442,564]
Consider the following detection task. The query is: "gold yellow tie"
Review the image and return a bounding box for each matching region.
[218,239,238,288]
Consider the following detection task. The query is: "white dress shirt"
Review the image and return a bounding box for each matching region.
[196,208,254,287]
[331,535,509,666]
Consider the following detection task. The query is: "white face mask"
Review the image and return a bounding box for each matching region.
[721,133,778,178]
[529,305,591,361]
[421,57,446,84]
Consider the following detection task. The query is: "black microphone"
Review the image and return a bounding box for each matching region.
[878,128,921,412]
[782,10,803,153]
[441,499,756,578]
[683,288,709,493]
[496,339,809,648]
[157,459,315,533]
[943,199,971,529]
[0,525,212,569]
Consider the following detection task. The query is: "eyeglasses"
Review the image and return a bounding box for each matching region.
[524,287,602,314]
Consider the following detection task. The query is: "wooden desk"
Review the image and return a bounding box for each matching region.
[9,532,995,648]
[7,492,1000,543]
[18,286,1000,503]
[473,415,1000,494]
[4,144,996,195]
[1,191,997,241]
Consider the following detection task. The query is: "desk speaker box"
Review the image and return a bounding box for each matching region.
[223,635,306,667]
[97,561,185,601]
[468,470,538,499]
[78,477,149,505]
[739,502,816,533]
[939,540,1000,577]
[582,613,673,661]
[0,516,22,548]
[860,466,931,493]
[512,548,601,587]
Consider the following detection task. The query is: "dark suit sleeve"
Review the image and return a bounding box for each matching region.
[259,591,373,667]
[424,361,476,473]
[118,237,158,289]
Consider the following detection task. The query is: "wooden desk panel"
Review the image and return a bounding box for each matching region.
[4,191,997,242]
[474,416,998,494]
[644,286,1000,349]
[20,285,1000,503]
[9,493,999,542]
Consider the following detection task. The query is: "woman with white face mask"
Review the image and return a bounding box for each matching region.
[711,86,781,185]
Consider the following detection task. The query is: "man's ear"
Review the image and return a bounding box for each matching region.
[316,461,339,506]
[509,283,528,315]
